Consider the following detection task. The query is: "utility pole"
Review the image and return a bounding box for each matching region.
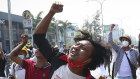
[7,0,13,51]
[56,22,59,46]
[87,0,106,40]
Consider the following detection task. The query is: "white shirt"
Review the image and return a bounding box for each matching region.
[112,48,117,62]
[117,50,132,77]
[51,64,86,79]
[90,64,108,79]
[30,56,37,62]
[59,47,64,53]
[9,63,25,79]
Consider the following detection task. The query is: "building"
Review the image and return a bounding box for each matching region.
[0,11,24,53]
[66,26,79,47]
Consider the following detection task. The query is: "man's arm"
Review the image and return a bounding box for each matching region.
[8,34,28,66]
[0,45,5,60]
[34,3,63,34]
[108,24,120,53]
[33,3,63,62]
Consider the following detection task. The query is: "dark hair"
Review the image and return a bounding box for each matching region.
[74,30,106,70]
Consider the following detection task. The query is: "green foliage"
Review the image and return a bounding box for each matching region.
[32,11,75,45]
[31,11,43,29]
[113,39,119,44]
[82,10,102,41]
[66,42,73,49]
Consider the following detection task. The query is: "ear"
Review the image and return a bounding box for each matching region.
[83,58,92,65]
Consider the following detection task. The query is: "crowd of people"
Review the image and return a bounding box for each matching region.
[0,2,140,79]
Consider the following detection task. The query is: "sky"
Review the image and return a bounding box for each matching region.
[0,0,140,40]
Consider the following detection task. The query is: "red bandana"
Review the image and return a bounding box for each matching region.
[59,56,84,67]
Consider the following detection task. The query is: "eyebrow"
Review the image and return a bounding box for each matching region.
[79,42,91,48]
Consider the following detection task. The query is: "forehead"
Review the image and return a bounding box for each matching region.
[78,40,93,48]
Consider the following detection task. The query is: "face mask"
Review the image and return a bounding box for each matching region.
[26,53,30,58]
[67,58,84,67]
[121,41,129,47]
[18,55,24,59]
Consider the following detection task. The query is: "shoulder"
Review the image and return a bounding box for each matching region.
[131,48,138,53]
[130,49,139,56]
[23,59,35,68]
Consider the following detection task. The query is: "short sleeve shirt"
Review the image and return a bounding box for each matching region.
[10,63,25,79]
[52,64,86,79]
[23,59,50,79]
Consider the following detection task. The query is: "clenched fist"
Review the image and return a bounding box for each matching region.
[110,24,115,32]
[21,34,28,45]
[50,2,63,13]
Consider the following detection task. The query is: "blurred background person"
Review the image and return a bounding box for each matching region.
[0,45,6,77]
[59,44,66,53]
[9,46,28,79]
[8,34,50,79]
[103,42,112,77]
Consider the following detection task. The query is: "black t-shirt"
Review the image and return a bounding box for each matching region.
[0,57,6,77]
[104,49,112,62]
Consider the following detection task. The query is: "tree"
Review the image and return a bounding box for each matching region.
[57,20,73,44]
[82,10,102,41]
[31,11,43,30]
[91,10,102,41]
[82,19,92,32]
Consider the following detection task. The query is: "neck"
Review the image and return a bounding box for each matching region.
[68,65,87,77]
[36,58,48,68]
[123,46,130,51]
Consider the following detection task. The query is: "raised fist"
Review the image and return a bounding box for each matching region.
[50,2,63,13]
[21,34,28,44]
[110,24,115,32]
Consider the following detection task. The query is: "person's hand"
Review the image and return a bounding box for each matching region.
[21,34,28,45]
[139,34,140,41]
[110,24,115,32]
[50,2,63,13]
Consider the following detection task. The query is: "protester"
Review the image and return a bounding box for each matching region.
[4,51,12,78]
[59,44,66,53]
[8,34,50,79]
[0,45,6,77]
[29,48,37,62]
[108,24,139,79]
[33,2,106,79]
[137,33,140,78]
[138,33,140,67]
[25,43,33,58]
[103,42,112,76]
[54,45,59,53]
[9,46,28,79]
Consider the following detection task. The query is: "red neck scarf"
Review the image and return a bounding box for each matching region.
[59,56,84,67]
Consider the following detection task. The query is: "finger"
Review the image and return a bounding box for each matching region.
[55,1,59,4]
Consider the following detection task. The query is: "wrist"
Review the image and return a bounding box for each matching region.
[49,10,56,15]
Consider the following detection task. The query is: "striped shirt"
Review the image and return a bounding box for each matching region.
[108,32,139,77]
